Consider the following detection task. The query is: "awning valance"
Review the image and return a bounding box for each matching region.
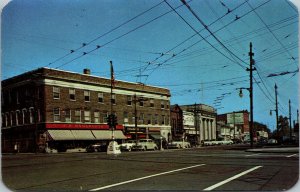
[47,130,75,140]
[47,130,126,141]
[92,130,127,140]
[150,134,165,140]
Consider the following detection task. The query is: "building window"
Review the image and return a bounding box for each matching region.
[127,96,132,106]
[166,101,169,109]
[53,108,60,122]
[84,90,90,102]
[53,87,60,99]
[103,112,108,123]
[16,110,20,125]
[139,99,144,107]
[98,93,104,103]
[74,109,81,122]
[154,114,158,124]
[150,99,154,107]
[69,89,76,101]
[161,101,165,109]
[22,109,27,124]
[94,111,100,123]
[65,109,71,122]
[147,114,152,124]
[16,91,19,104]
[161,115,165,125]
[2,114,5,127]
[29,108,34,124]
[166,115,169,125]
[112,94,116,104]
[84,111,91,122]
[123,111,128,123]
[139,113,144,124]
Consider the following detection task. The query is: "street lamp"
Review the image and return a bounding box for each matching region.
[237,87,253,148]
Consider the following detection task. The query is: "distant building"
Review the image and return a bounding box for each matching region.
[217,110,249,141]
[180,104,217,145]
[1,67,171,152]
[170,104,183,141]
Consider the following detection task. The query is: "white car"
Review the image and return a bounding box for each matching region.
[132,139,158,151]
[168,141,191,148]
[120,140,136,151]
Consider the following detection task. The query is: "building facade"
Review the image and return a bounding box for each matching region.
[217,110,249,141]
[170,104,183,141]
[1,68,171,152]
[181,104,217,145]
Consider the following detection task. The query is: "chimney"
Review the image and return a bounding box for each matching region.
[83,68,91,75]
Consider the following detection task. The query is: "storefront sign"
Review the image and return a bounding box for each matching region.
[45,123,123,130]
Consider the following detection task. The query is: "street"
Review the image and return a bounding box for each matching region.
[2,146,299,191]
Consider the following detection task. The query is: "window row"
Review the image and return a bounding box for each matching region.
[53,86,169,109]
[52,108,169,125]
[2,108,41,128]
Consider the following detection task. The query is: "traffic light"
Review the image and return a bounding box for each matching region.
[113,115,118,127]
[107,114,118,128]
[107,114,112,127]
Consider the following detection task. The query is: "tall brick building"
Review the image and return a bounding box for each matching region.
[1,68,171,152]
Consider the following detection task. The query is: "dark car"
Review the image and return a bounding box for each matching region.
[86,143,107,152]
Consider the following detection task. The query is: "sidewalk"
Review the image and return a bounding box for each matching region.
[246,147,299,153]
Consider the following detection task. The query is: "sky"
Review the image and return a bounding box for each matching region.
[1,0,299,132]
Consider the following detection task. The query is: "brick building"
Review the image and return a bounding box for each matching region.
[1,68,171,152]
[217,110,250,141]
[170,104,184,141]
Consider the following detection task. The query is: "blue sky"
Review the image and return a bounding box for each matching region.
[1,0,299,131]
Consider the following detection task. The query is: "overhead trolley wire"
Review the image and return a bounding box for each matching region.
[246,1,299,69]
[54,1,193,69]
[47,0,165,67]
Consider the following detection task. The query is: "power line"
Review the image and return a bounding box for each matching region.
[246,1,298,69]
[47,1,165,67]
[180,0,248,66]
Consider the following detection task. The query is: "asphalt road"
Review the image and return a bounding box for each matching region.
[1,146,299,191]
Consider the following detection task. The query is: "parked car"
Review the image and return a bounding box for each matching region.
[132,139,158,151]
[86,143,107,152]
[167,141,191,149]
[120,140,136,151]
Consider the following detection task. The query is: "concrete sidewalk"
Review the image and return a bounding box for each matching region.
[246,147,299,153]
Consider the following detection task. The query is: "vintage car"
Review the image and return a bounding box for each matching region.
[132,139,158,151]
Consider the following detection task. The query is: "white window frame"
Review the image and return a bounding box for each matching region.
[84,90,90,102]
[65,109,71,122]
[98,92,104,103]
[74,109,81,122]
[94,111,100,123]
[84,110,91,122]
[53,87,60,99]
[53,108,60,122]
[127,96,132,106]
[69,89,76,101]
[29,107,34,124]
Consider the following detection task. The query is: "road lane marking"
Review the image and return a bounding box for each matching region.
[203,166,263,191]
[245,153,260,157]
[89,164,206,191]
[286,153,298,158]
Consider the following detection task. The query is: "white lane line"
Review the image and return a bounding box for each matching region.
[89,164,206,191]
[286,153,298,158]
[245,153,260,157]
[203,166,263,191]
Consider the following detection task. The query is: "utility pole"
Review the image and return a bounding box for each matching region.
[134,94,138,145]
[275,84,279,137]
[247,42,255,148]
[289,99,292,140]
[233,111,236,141]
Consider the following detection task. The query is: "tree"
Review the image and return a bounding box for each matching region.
[273,115,289,140]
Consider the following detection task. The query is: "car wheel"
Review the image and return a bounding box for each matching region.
[144,146,147,151]
[179,145,182,149]
[154,146,158,150]
[128,147,131,152]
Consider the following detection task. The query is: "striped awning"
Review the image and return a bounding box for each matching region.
[47,130,126,141]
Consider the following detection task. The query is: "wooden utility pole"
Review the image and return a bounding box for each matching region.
[247,42,255,148]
